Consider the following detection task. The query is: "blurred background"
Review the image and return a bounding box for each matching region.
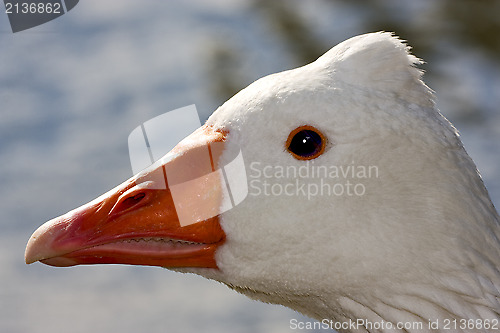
[1,1,499,332]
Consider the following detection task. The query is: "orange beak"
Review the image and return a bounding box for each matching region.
[25,125,227,269]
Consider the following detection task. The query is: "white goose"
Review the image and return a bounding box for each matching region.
[25,32,500,332]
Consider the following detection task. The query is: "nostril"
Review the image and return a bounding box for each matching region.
[110,190,151,218]
[122,193,146,209]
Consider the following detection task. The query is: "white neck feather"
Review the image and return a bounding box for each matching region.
[201,32,500,331]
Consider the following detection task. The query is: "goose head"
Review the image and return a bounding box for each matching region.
[25,32,500,328]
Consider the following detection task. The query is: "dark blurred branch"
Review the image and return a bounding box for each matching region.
[251,0,327,65]
[204,0,500,121]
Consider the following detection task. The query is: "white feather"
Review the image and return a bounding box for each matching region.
[188,32,500,331]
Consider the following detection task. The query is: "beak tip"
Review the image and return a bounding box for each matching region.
[25,258,35,265]
[24,219,62,265]
[25,234,41,264]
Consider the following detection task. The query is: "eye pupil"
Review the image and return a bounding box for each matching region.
[286,126,325,160]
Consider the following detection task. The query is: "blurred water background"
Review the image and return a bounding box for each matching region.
[1,1,499,332]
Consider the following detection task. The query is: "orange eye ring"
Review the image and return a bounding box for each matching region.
[286,125,327,160]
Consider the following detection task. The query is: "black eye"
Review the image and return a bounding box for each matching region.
[286,126,326,160]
